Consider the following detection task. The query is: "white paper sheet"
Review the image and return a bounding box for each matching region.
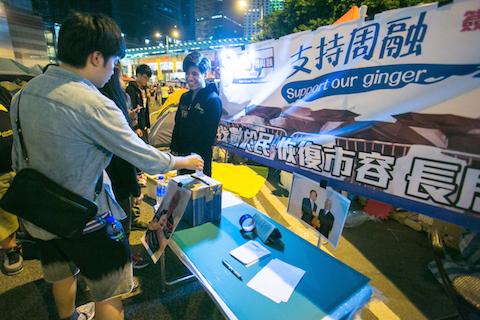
[247,258,306,303]
[230,240,271,266]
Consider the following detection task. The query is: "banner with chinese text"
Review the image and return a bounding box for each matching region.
[218,1,480,229]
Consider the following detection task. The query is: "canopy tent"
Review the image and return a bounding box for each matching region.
[0,58,37,80]
[28,64,43,76]
[0,58,31,76]
[148,106,177,148]
[148,88,188,148]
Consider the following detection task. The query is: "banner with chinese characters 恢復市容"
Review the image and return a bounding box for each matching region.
[217,1,480,230]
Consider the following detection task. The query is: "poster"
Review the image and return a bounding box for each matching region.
[218,1,480,229]
[141,182,191,263]
[288,174,350,248]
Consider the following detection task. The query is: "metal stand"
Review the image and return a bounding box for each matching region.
[160,251,196,293]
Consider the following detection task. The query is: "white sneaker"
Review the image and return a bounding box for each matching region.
[76,302,95,320]
[1,246,24,276]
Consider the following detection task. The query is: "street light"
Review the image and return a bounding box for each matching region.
[171,29,179,39]
[238,0,248,10]
[166,28,180,53]
[154,32,161,39]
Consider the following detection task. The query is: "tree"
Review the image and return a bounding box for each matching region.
[256,0,449,41]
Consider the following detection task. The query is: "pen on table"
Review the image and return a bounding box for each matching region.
[222,259,243,281]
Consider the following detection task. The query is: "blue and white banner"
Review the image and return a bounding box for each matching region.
[218,0,480,229]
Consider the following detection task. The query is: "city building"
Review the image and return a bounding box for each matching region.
[243,0,284,38]
[30,0,185,48]
[269,0,284,12]
[0,0,49,66]
[195,0,243,40]
[181,0,195,40]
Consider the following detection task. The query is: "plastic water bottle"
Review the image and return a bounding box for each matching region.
[156,175,167,205]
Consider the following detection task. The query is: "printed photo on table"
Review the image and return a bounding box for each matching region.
[287,174,351,248]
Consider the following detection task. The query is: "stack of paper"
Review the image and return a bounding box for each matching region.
[230,240,271,267]
[247,259,306,303]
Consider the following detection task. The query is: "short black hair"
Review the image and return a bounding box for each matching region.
[310,190,317,196]
[183,51,211,74]
[136,64,152,77]
[57,12,125,68]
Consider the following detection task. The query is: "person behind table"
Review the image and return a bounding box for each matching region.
[9,12,203,320]
[126,64,151,142]
[0,86,23,276]
[170,51,222,176]
[301,189,318,225]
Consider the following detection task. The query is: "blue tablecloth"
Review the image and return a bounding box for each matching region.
[173,202,372,319]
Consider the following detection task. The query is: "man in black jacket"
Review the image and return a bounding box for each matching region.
[316,198,335,239]
[170,51,222,176]
[301,189,318,224]
[126,64,151,142]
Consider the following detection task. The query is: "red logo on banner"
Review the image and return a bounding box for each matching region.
[461,9,480,32]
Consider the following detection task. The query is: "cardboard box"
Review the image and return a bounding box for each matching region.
[145,171,177,199]
[145,173,161,199]
[170,174,222,227]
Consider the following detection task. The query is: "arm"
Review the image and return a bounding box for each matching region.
[85,101,202,173]
[125,85,140,130]
[125,85,138,109]
[145,97,151,128]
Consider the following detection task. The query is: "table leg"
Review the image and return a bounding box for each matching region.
[160,252,196,293]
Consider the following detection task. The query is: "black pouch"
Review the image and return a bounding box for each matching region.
[0,168,99,239]
[0,91,100,239]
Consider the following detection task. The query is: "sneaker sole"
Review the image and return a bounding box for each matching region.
[2,266,24,276]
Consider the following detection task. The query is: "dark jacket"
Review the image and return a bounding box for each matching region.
[0,86,12,174]
[101,80,141,201]
[105,156,141,200]
[317,209,335,239]
[170,83,222,176]
[301,197,317,224]
[126,80,150,130]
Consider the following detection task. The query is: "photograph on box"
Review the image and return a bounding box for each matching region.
[141,181,191,263]
[287,174,350,248]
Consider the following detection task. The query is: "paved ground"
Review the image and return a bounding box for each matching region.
[0,169,459,320]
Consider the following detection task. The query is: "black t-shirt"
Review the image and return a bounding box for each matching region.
[0,87,12,173]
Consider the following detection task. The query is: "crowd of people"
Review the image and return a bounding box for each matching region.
[0,11,222,320]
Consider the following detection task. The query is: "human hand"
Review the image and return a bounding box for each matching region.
[135,128,143,137]
[180,154,204,171]
[133,193,144,205]
[148,217,162,231]
[311,217,320,228]
[128,107,139,118]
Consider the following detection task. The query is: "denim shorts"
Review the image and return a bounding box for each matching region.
[37,226,133,302]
